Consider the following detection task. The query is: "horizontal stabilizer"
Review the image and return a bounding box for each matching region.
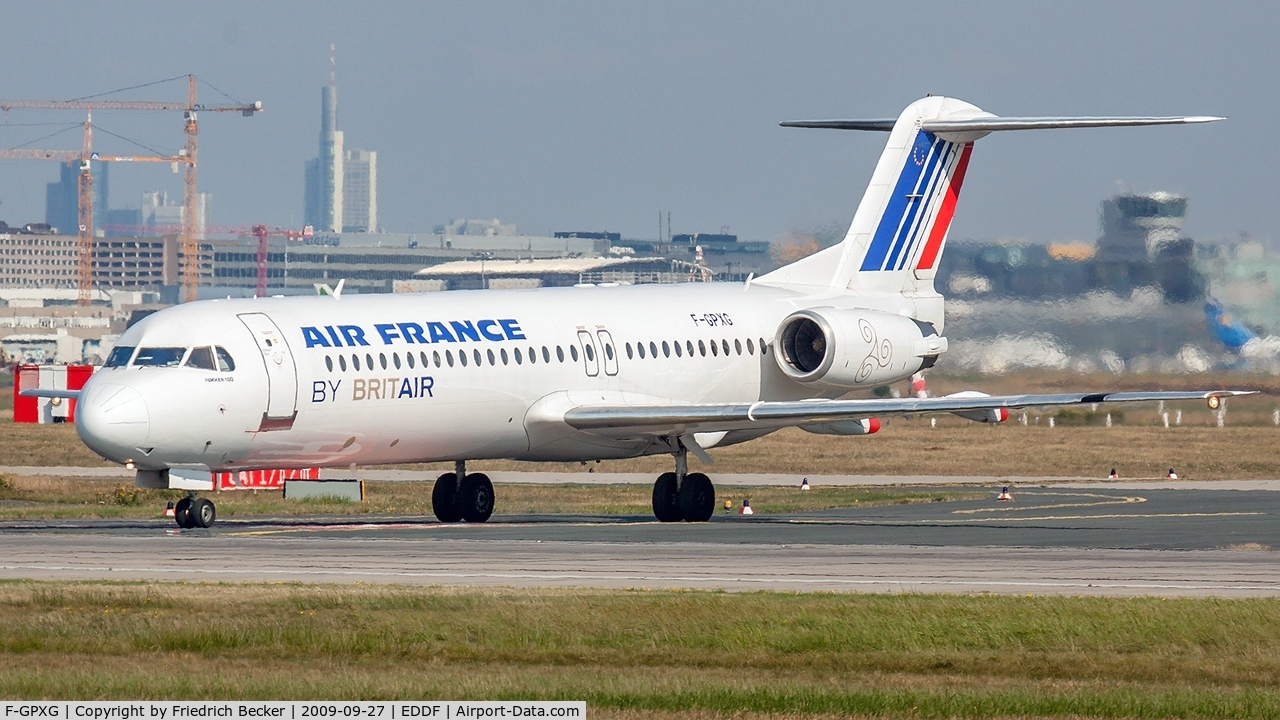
[781,115,1225,133]
[779,119,896,131]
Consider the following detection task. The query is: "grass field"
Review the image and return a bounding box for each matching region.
[0,475,974,519]
[2,582,1280,718]
[0,370,1276,480]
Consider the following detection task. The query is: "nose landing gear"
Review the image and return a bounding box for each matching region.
[173,494,216,529]
[432,460,495,523]
[651,441,715,522]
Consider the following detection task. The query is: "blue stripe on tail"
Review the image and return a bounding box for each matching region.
[861,131,965,273]
[884,136,950,270]
[893,141,958,270]
[860,131,934,271]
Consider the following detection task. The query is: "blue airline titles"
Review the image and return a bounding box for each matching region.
[301,318,526,349]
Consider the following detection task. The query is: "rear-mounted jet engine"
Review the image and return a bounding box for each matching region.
[775,308,947,390]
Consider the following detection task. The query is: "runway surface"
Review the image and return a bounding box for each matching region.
[2,485,1280,596]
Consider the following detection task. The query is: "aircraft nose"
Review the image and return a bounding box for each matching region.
[76,383,151,462]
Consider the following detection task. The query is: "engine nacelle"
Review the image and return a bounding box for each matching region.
[775,308,947,390]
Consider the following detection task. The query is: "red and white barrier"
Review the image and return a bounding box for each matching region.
[213,468,321,491]
[12,364,95,424]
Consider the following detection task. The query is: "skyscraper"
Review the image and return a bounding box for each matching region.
[304,47,377,233]
[45,160,108,235]
[343,149,376,232]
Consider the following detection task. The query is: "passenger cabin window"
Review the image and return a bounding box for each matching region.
[134,347,186,367]
[185,346,217,370]
[214,347,235,371]
[325,356,334,372]
[104,346,135,368]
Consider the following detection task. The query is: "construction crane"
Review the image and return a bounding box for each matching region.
[0,116,189,305]
[102,223,314,297]
[0,75,262,302]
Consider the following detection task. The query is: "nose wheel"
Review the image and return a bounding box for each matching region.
[174,495,216,529]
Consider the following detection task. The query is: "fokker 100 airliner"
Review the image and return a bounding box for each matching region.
[30,96,1244,529]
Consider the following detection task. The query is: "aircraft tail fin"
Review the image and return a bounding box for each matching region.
[756,97,1222,296]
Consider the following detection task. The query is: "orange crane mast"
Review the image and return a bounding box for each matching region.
[0,75,262,303]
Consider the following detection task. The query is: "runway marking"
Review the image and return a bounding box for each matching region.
[3,563,1280,592]
[955,492,1146,515]
[785,511,1266,526]
[221,520,658,537]
[941,511,1265,523]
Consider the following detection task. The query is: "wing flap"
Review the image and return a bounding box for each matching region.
[563,390,1250,438]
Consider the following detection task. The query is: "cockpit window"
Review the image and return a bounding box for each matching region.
[133,347,186,367]
[104,346,135,368]
[185,346,217,370]
[215,346,236,372]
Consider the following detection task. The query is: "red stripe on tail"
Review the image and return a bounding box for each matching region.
[915,142,973,271]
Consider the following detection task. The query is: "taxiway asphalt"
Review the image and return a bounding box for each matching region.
[1,485,1278,596]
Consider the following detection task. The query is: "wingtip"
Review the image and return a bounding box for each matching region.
[1184,116,1227,123]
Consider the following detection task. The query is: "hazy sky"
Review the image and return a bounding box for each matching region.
[0,2,1270,245]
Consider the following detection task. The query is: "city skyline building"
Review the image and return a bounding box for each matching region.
[304,47,377,233]
[342,148,376,232]
[141,190,209,238]
[44,160,108,236]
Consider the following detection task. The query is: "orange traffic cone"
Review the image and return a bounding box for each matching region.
[740,499,754,515]
[163,501,175,517]
[1108,468,1119,480]
[800,477,811,491]
[997,486,1014,501]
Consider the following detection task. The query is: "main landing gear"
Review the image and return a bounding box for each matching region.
[432,460,495,523]
[173,493,216,529]
[651,441,715,522]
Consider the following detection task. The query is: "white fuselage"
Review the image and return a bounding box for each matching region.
[76,281,936,472]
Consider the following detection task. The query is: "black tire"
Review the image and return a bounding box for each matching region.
[432,473,463,523]
[455,473,494,523]
[174,497,195,529]
[192,498,216,528]
[652,472,681,522]
[678,473,715,522]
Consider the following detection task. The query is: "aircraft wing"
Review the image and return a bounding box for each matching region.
[563,390,1251,439]
[18,388,82,399]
